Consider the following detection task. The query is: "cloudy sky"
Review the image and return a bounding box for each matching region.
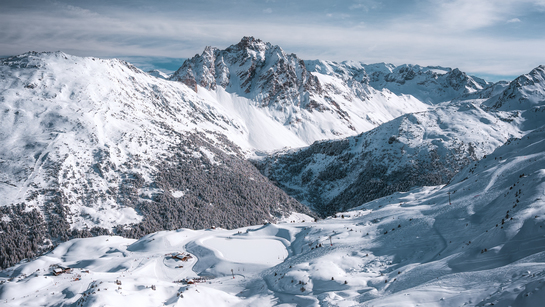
[1,0,544,81]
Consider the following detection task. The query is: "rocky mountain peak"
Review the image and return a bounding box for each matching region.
[169,38,430,142]
[486,65,545,111]
[202,45,218,57]
[170,37,323,108]
[519,65,545,85]
[446,68,471,90]
[231,36,270,52]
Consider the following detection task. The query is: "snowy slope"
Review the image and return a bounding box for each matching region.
[258,101,522,216]
[0,52,313,268]
[4,126,545,306]
[258,65,545,216]
[171,37,429,145]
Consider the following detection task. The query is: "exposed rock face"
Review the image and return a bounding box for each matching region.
[171,36,323,109]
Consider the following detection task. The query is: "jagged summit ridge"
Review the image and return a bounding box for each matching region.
[171,36,322,109]
[170,37,430,143]
[305,60,489,104]
[369,64,489,103]
[169,36,504,150]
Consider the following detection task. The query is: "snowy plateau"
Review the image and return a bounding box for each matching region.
[1,37,545,306]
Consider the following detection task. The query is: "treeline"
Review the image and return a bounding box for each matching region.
[257,134,475,217]
[118,132,313,237]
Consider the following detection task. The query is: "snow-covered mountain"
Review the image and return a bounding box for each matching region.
[485,65,545,112]
[1,39,455,269]
[257,101,522,216]
[257,65,545,216]
[368,64,489,104]
[305,60,489,104]
[0,51,313,268]
[171,37,429,145]
[3,124,545,306]
[3,37,545,306]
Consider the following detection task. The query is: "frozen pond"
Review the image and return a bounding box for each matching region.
[200,237,288,265]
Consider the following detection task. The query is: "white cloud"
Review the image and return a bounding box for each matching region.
[432,0,515,31]
[0,1,544,79]
[507,18,521,23]
[349,0,380,11]
[532,0,545,9]
[427,0,543,31]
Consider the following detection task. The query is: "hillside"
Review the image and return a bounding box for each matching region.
[257,101,521,216]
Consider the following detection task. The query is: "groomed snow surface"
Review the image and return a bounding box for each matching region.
[4,122,545,307]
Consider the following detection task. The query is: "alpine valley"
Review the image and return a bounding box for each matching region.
[1,37,545,306]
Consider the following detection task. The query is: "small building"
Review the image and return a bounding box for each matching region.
[172,253,193,262]
[176,277,210,284]
[51,265,71,276]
